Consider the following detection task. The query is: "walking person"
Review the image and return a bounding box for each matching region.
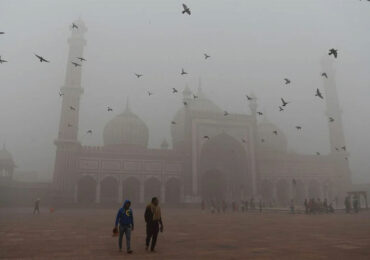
[145,197,164,252]
[33,198,40,215]
[114,200,134,254]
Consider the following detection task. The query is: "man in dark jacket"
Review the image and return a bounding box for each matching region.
[144,197,163,252]
[115,200,134,254]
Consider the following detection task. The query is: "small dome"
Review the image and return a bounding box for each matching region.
[258,119,288,152]
[103,101,149,148]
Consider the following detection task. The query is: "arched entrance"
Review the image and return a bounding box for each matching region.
[294,180,306,204]
[77,176,96,204]
[308,180,321,199]
[201,170,226,201]
[144,177,161,203]
[122,177,140,204]
[165,178,181,205]
[260,180,274,202]
[100,176,118,204]
[200,133,249,201]
[276,179,289,206]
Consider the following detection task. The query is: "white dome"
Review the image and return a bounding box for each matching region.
[103,103,149,148]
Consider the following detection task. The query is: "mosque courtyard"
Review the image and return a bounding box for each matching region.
[0,207,369,259]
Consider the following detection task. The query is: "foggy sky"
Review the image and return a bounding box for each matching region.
[0,0,369,183]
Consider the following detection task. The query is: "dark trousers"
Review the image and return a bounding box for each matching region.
[146,222,159,250]
[118,225,131,251]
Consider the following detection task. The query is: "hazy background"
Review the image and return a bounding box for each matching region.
[0,0,369,183]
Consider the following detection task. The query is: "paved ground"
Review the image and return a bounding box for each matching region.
[0,207,369,259]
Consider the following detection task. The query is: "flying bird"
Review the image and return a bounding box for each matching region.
[0,32,4,34]
[296,126,302,130]
[0,56,7,64]
[284,78,291,85]
[328,48,338,58]
[34,54,49,63]
[172,88,178,93]
[341,146,346,151]
[279,106,284,112]
[171,121,176,125]
[315,88,323,99]
[242,138,247,143]
[147,91,153,96]
[107,106,113,112]
[257,112,263,116]
[224,111,229,116]
[246,95,253,101]
[261,138,265,143]
[193,94,198,99]
[87,130,93,134]
[182,3,191,15]
[316,152,321,156]
[204,53,210,59]
[273,130,278,135]
[321,72,328,78]
[72,23,78,29]
[135,73,143,78]
[69,106,76,111]
[181,68,188,75]
[183,101,188,106]
[59,91,64,97]
[329,117,335,122]
[281,98,289,107]
[203,135,210,140]
[71,62,81,67]
[77,57,86,62]
[68,123,73,127]
[335,147,339,151]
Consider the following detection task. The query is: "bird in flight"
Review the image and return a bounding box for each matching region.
[107,106,113,112]
[183,101,188,106]
[281,98,289,107]
[204,53,211,59]
[341,146,346,151]
[328,48,338,58]
[284,78,291,85]
[72,23,78,29]
[329,117,335,122]
[193,94,198,99]
[182,4,191,15]
[203,135,210,140]
[147,91,153,96]
[279,106,284,112]
[0,32,4,34]
[87,130,93,134]
[296,126,302,130]
[69,106,76,111]
[273,130,278,135]
[246,95,253,101]
[171,121,176,125]
[257,112,263,116]
[321,72,328,78]
[316,152,321,156]
[172,88,178,93]
[224,111,229,116]
[34,54,49,63]
[135,73,143,78]
[59,91,64,97]
[0,56,8,64]
[261,138,265,143]
[77,57,86,62]
[68,123,73,127]
[71,62,81,67]
[315,88,323,99]
[335,147,339,151]
[181,68,188,75]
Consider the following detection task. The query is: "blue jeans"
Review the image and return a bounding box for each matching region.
[119,225,131,251]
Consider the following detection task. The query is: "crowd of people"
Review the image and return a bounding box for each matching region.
[303,198,335,214]
[201,198,265,213]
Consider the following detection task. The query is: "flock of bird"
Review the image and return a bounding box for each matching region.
[0,3,352,159]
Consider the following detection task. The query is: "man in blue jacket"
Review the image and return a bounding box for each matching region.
[115,200,134,254]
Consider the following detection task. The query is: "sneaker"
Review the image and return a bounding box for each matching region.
[127,250,133,254]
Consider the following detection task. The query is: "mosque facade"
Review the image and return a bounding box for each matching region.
[43,20,351,206]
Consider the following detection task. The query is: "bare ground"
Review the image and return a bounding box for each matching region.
[0,207,369,259]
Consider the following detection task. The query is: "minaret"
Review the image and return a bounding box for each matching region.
[321,57,347,155]
[53,19,87,194]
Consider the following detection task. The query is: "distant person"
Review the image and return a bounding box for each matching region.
[244,200,249,212]
[353,194,359,213]
[33,198,40,215]
[222,200,227,213]
[289,199,295,214]
[145,197,164,252]
[304,199,308,214]
[259,200,263,213]
[323,199,328,213]
[114,200,134,254]
[344,195,351,213]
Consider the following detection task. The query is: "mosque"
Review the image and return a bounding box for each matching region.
[1,20,352,206]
